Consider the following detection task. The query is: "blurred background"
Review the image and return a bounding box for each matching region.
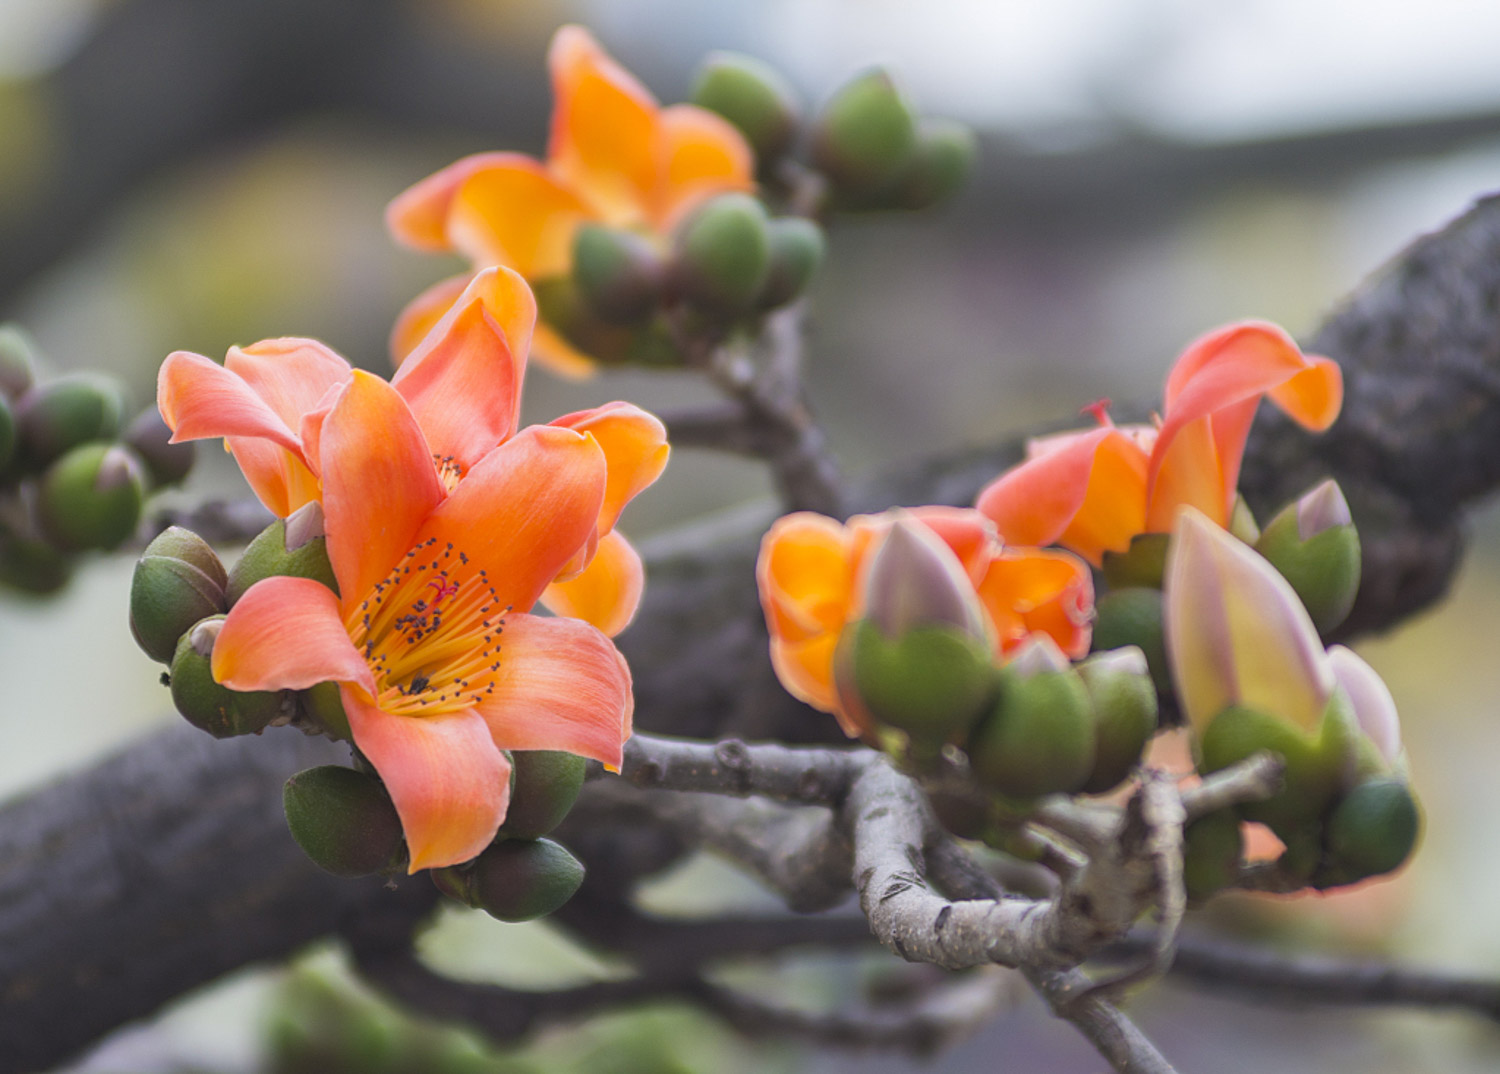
[4,0,1500,1070]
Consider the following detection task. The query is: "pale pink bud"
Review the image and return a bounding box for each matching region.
[1296,479,1352,539]
[1006,632,1071,677]
[863,515,986,639]
[1327,645,1401,765]
[283,500,326,551]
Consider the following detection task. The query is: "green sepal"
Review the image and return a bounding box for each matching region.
[0,324,39,399]
[1089,587,1171,695]
[129,554,228,664]
[0,393,14,475]
[690,51,801,164]
[498,750,588,839]
[812,68,917,196]
[533,277,682,367]
[1101,532,1171,590]
[36,442,145,551]
[123,407,195,488]
[1321,777,1419,884]
[0,531,72,596]
[1255,501,1361,635]
[572,224,663,325]
[14,374,125,472]
[432,838,585,922]
[1077,650,1159,794]
[671,192,771,316]
[283,765,407,878]
[843,618,996,747]
[302,680,352,741]
[757,217,826,309]
[966,666,1095,798]
[168,616,283,738]
[226,514,338,605]
[1181,809,1244,902]
[892,117,977,210]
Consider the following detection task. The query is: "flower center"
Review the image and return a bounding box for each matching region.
[346,537,508,717]
[433,454,464,493]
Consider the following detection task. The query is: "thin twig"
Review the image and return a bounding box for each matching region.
[617,733,866,805]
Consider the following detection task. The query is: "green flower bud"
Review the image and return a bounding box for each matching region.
[672,192,771,316]
[967,636,1095,798]
[14,374,126,471]
[691,51,801,163]
[283,765,407,878]
[129,530,230,663]
[1090,586,1171,695]
[0,324,39,399]
[1198,702,1351,836]
[1101,532,1171,590]
[0,531,72,595]
[812,68,917,196]
[499,750,588,839]
[302,680,352,741]
[893,117,977,210]
[169,616,283,737]
[1255,480,1360,634]
[37,443,145,551]
[1181,809,1244,902]
[1077,647,1158,794]
[432,838,585,922]
[1323,777,1419,882]
[226,501,338,604]
[0,394,14,475]
[533,277,682,367]
[757,217,826,309]
[572,225,665,324]
[842,619,996,746]
[123,407,195,488]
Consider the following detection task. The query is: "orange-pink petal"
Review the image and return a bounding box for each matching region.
[386,151,519,252]
[757,512,854,643]
[975,547,1094,659]
[222,437,323,518]
[223,338,352,430]
[412,424,606,614]
[531,321,599,380]
[447,157,591,278]
[340,689,512,872]
[770,634,846,727]
[212,575,375,697]
[472,613,632,768]
[541,529,645,637]
[317,371,445,612]
[158,350,302,451]
[390,274,470,368]
[550,401,669,535]
[652,103,755,227]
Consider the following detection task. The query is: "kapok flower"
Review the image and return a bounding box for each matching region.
[387,25,754,378]
[1164,507,1397,760]
[211,369,633,871]
[757,506,1093,738]
[976,321,1343,565]
[157,267,668,636]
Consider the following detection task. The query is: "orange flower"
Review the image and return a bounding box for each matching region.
[386,25,754,378]
[157,267,668,637]
[975,321,1343,565]
[208,369,633,871]
[757,506,1093,738]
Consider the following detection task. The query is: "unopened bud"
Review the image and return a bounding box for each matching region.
[966,635,1095,798]
[432,838,585,922]
[1197,703,1344,837]
[757,217,826,310]
[0,532,72,595]
[0,324,39,398]
[691,51,801,163]
[572,225,664,324]
[37,443,145,551]
[124,407,195,488]
[1328,645,1401,774]
[865,517,986,638]
[169,616,282,737]
[497,750,588,839]
[1101,533,1170,590]
[15,374,125,471]
[226,502,338,604]
[1255,480,1360,634]
[283,765,406,878]
[672,193,771,316]
[1322,777,1419,882]
[532,278,680,368]
[1181,810,1244,902]
[1077,647,1158,794]
[130,528,230,663]
[893,117,977,210]
[0,394,14,475]
[301,680,352,741]
[838,619,996,746]
[812,68,917,196]
[1089,586,1170,694]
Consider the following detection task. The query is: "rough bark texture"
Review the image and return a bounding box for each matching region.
[6,193,1500,1069]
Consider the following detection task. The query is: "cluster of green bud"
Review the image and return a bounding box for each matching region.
[131,503,337,738]
[835,518,1158,804]
[0,325,194,595]
[1253,479,1361,635]
[430,836,586,923]
[547,196,826,367]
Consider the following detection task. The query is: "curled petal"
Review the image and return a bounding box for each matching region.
[1164,508,1334,735]
[223,437,322,517]
[212,575,375,697]
[318,371,445,612]
[386,151,519,252]
[1270,356,1343,431]
[541,529,645,637]
[757,512,854,643]
[158,351,301,451]
[547,24,658,224]
[1144,415,1229,531]
[414,424,606,614]
[390,274,470,368]
[550,401,669,535]
[770,633,846,727]
[473,613,633,768]
[653,104,755,227]
[223,338,352,430]
[448,156,591,278]
[976,547,1094,659]
[341,691,511,872]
